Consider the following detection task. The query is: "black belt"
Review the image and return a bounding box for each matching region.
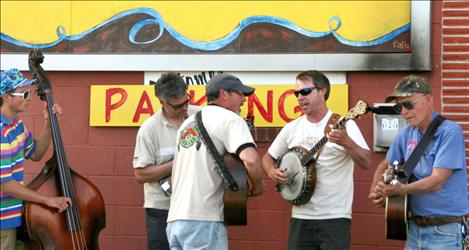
[412,215,464,227]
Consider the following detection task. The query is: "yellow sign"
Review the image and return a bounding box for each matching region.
[89,85,348,127]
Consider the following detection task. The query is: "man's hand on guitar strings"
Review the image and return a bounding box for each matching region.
[382,168,394,184]
[376,181,405,197]
[368,189,385,208]
[368,186,385,207]
[267,168,289,184]
[327,128,351,147]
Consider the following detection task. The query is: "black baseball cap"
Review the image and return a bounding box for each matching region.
[205,73,255,96]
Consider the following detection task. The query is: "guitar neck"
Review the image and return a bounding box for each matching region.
[301,118,348,165]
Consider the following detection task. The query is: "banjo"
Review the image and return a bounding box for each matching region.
[275,100,369,205]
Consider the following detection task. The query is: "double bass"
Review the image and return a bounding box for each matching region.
[18,49,106,249]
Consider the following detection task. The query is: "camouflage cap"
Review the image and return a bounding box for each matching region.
[385,75,432,103]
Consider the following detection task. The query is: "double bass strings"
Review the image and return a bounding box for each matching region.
[46,91,87,249]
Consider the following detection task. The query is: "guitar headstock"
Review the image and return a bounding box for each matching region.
[344,100,369,120]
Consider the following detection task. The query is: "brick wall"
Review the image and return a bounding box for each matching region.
[441,0,469,169]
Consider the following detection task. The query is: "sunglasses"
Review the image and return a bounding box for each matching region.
[8,90,31,100]
[228,89,244,97]
[166,94,191,110]
[393,98,420,113]
[294,87,317,97]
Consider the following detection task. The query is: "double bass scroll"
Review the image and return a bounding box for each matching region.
[18,49,106,250]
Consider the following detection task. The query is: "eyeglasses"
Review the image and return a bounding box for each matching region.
[166,94,191,110]
[8,90,31,100]
[294,87,317,97]
[393,98,421,113]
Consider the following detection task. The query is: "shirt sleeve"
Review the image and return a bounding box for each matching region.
[267,125,290,160]
[133,125,157,168]
[223,116,256,154]
[345,120,370,150]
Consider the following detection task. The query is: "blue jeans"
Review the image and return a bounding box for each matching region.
[405,220,463,250]
[166,220,228,250]
[145,208,169,250]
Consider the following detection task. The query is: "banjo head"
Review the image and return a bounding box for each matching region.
[276,148,311,203]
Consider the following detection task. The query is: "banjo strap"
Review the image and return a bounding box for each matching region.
[315,113,341,161]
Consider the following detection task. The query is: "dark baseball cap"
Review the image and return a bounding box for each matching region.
[205,73,255,96]
[385,75,432,103]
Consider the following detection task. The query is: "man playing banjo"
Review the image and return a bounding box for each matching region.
[262,70,371,249]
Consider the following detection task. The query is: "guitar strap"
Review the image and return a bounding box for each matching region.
[315,113,341,161]
[195,111,239,191]
[402,115,446,181]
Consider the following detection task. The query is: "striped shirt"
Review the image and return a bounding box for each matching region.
[0,113,35,230]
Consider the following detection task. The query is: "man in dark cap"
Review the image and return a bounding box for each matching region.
[369,75,468,249]
[166,73,265,249]
[1,68,71,249]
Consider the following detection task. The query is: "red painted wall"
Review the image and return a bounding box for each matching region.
[19,1,468,249]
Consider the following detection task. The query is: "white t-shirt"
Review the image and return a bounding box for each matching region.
[133,106,199,210]
[268,111,369,219]
[167,105,255,222]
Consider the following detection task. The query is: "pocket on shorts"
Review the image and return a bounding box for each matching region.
[433,223,459,237]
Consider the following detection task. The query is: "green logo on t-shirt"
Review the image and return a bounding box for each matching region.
[180,125,200,148]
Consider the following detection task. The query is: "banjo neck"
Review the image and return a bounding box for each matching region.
[300,117,348,166]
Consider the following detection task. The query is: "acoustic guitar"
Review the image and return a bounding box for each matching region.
[162,114,253,225]
[384,116,446,240]
[384,161,409,240]
[158,153,248,226]
[222,154,249,226]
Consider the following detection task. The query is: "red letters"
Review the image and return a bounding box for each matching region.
[248,91,273,122]
[189,90,207,106]
[105,88,127,122]
[132,91,155,122]
[278,90,301,123]
[101,86,306,126]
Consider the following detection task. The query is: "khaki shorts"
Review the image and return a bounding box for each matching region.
[0,228,26,250]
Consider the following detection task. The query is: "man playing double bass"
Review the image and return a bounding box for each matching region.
[262,70,371,249]
[0,68,72,249]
